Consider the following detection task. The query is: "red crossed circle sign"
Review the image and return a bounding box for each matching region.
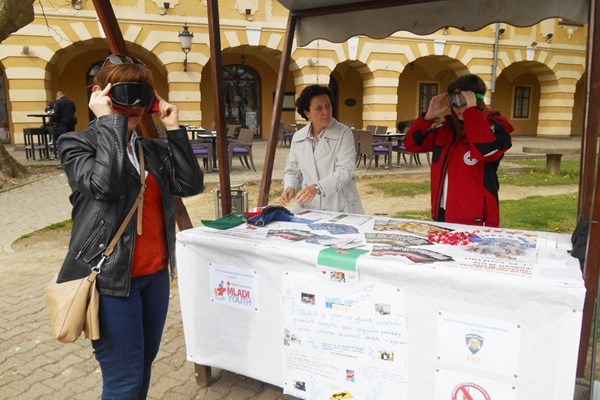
[451,382,491,400]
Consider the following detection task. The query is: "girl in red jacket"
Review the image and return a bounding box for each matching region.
[404,74,513,227]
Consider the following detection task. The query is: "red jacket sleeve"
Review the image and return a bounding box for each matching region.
[463,108,513,162]
[403,115,437,153]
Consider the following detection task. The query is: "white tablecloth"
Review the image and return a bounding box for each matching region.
[177,211,584,400]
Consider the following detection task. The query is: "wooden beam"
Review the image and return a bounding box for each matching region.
[207,0,232,216]
[91,0,193,230]
[577,0,600,378]
[258,14,296,206]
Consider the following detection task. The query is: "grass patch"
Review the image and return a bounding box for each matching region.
[368,159,579,198]
[42,220,73,231]
[392,210,430,220]
[499,159,580,186]
[499,193,578,232]
[393,193,578,233]
[369,181,430,197]
[271,187,283,198]
[17,220,72,241]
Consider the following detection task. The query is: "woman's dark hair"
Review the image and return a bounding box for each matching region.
[447,74,486,95]
[447,74,486,111]
[295,85,333,121]
[447,74,487,135]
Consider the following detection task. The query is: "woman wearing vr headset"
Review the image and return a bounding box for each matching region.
[56,54,204,399]
[404,74,513,227]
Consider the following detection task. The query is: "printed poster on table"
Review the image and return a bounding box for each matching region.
[208,263,259,312]
[454,228,538,277]
[281,271,409,400]
[436,311,521,376]
[316,247,369,285]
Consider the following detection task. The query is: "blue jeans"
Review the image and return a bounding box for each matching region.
[92,268,170,400]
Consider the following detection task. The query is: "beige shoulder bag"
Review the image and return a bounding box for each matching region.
[46,141,147,343]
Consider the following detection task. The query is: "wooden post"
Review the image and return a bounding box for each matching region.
[207,0,232,216]
[577,0,600,378]
[91,0,193,231]
[257,14,296,206]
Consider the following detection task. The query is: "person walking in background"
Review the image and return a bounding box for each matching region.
[278,84,363,213]
[404,74,513,227]
[50,90,77,131]
[56,54,204,399]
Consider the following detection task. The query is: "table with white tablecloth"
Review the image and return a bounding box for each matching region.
[176,210,584,400]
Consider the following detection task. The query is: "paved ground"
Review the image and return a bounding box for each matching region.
[0,135,587,399]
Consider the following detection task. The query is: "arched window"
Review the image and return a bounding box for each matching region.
[223,64,261,135]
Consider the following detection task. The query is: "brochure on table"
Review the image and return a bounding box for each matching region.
[203,209,582,287]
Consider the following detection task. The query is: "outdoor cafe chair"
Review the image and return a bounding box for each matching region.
[189,139,213,173]
[278,121,294,147]
[229,128,256,171]
[392,140,421,166]
[226,124,242,139]
[23,127,52,160]
[356,130,392,170]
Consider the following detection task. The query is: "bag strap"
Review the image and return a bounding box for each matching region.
[96,141,147,269]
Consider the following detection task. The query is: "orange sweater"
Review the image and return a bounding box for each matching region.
[132,173,168,278]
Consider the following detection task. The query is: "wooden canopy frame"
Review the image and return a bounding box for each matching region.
[260,0,600,380]
[91,0,600,381]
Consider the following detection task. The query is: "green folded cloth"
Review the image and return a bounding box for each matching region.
[201,213,246,230]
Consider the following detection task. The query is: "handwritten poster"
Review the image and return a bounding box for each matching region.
[208,264,259,312]
[436,311,521,376]
[281,272,409,400]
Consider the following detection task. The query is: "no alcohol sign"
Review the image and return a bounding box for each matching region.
[451,382,492,400]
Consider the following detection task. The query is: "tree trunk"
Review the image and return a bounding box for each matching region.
[0,0,35,43]
[0,0,37,187]
[0,143,28,187]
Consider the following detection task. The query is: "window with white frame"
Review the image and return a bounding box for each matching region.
[513,86,531,119]
[419,82,438,114]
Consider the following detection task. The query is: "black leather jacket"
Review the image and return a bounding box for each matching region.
[56,114,204,297]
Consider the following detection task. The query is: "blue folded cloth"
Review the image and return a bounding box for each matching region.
[246,206,294,227]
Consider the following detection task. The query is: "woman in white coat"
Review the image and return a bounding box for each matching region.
[279,85,364,214]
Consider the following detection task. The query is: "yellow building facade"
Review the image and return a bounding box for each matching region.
[0,0,588,145]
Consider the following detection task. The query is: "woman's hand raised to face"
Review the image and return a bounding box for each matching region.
[461,91,477,109]
[424,93,449,121]
[89,83,114,118]
[154,92,180,131]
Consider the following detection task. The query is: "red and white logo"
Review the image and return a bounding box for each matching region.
[463,151,478,166]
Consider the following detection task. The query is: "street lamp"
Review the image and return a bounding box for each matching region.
[178,23,193,72]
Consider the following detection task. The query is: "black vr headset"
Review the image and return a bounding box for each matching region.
[109,82,155,109]
[447,92,485,108]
